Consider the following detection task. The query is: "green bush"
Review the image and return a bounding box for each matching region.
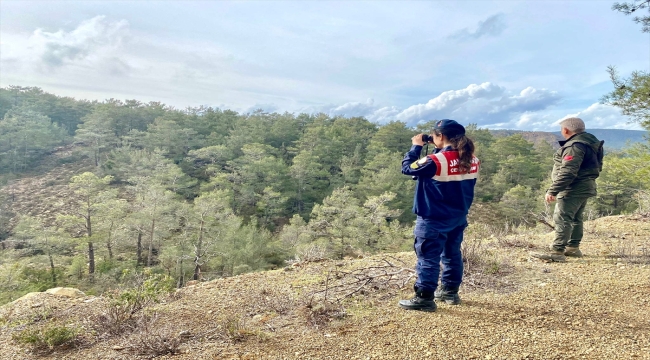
[94,270,175,335]
[68,256,87,280]
[95,259,120,275]
[57,152,86,165]
[117,271,174,310]
[13,323,79,351]
[20,266,57,290]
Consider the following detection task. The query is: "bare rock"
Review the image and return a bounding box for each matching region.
[11,292,42,304]
[45,287,86,298]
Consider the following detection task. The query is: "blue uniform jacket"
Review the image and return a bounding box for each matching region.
[402,145,480,233]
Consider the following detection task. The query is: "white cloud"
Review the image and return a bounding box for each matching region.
[511,112,558,131]
[298,99,402,124]
[450,13,507,41]
[291,82,562,129]
[394,82,559,126]
[30,16,130,68]
[366,106,401,123]
[397,83,505,121]
[2,3,647,132]
[1,15,132,83]
[296,97,639,132]
[329,98,376,117]
[492,87,560,114]
[244,103,280,114]
[558,103,641,130]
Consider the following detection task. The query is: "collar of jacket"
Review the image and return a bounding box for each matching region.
[558,132,584,147]
[433,145,455,153]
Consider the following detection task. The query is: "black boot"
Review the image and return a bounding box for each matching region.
[399,290,436,312]
[434,284,461,305]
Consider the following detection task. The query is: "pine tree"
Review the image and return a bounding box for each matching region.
[58,172,115,277]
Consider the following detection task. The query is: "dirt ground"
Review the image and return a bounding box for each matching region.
[1,215,649,360]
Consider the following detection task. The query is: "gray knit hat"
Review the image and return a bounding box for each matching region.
[559,117,585,133]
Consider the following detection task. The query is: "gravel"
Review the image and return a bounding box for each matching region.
[1,215,649,359]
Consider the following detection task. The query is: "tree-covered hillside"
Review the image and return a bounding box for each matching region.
[566,129,647,149]
[0,86,648,304]
[490,129,647,150]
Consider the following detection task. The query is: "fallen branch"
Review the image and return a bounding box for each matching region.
[537,218,555,230]
[530,211,555,230]
[308,257,415,304]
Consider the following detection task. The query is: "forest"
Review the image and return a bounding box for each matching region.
[0,85,649,304]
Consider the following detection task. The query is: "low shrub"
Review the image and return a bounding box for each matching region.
[57,152,86,165]
[123,314,186,357]
[94,270,174,335]
[12,323,79,352]
[606,236,650,264]
[301,299,347,328]
[257,287,295,315]
[216,314,268,343]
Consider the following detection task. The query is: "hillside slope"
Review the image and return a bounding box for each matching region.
[0,145,94,232]
[490,129,647,150]
[1,216,649,359]
[575,129,647,150]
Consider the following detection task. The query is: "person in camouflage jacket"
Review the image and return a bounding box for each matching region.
[532,117,604,262]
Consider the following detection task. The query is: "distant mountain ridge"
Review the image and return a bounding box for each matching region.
[488,128,648,150]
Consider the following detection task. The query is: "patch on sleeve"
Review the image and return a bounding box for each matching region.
[563,155,574,161]
[410,157,430,169]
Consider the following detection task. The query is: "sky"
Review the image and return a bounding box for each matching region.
[1,1,649,130]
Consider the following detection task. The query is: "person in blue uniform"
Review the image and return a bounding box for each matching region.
[399,119,479,312]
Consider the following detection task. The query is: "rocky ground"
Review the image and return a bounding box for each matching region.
[0,215,648,360]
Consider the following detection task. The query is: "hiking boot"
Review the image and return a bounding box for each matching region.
[531,249,566,262]
[434,285,461,305]
[399,291,436,312]
[564,247,583,258]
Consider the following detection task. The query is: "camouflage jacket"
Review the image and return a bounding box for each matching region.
[547,132,604,197]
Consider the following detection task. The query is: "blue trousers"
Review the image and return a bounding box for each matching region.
[413,223,465,294]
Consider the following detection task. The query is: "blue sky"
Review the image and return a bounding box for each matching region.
[1,0,648,130]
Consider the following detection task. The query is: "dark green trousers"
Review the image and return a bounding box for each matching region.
[552,196,589,251]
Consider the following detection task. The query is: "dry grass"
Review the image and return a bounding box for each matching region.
[588,214,650,264]
[92,297,140,336]
[294,243,328,263]
[256,286,296,315]
[121,314,187,357]
[459,223,520,291]
[211,314,270,343]
[300,299,347,329]
[1,216,650,359]
[605,235,650,264]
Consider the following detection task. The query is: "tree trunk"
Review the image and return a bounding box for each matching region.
[86,202,92,237]
[136,231,143,266]
[107,222,114,260]
[48,249,56,285]
[107,240,113,260]
[177,258,184,288]
[193,219,204,280]
[88,241,95,275]
[296,180,303,213]
[147,219,155,266]
[93,140,100,167]
[86,207,94,275]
